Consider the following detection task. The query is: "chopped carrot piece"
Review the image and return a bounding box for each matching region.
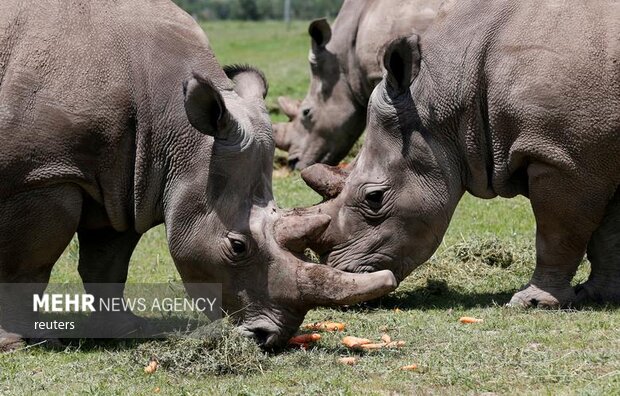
[289,333,321,346]
[381,334,392,343]
[143,359,158,374]
[304,321,346,332]
[400,364,418,371]
[386,340,406,348]
[359,342,387,350]
[338,357,358,365]
[459,316,483,324]
[342,336,372,349]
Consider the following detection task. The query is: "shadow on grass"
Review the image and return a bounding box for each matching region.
[25,337,158,353]
[340,279,620,312]
[338,280,518,312]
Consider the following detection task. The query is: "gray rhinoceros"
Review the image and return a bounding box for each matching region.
[298,0,620,307]
[0,0,396,350]
[273,0,441,169]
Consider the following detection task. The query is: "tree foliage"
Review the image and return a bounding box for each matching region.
[172,0,344,20]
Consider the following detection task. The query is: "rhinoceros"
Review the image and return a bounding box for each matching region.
[0,0,397,350]
[298,0,620,307]
[273,0,441,169]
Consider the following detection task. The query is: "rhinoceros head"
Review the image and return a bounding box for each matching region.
[297,36,464,283]
[166,65,396,348]
[273,18,367,170]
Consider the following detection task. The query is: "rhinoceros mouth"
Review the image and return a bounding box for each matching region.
[237,306,305,349]
[238,322,299,349]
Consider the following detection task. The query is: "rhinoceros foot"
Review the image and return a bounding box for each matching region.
[507,284,576,308]
[575,281,620,305]
[0,329,25,352]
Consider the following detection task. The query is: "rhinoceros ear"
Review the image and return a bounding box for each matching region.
[224,64,268,100]
[183,73,233,140]
[309,18,332,51]
[383,35,421,93]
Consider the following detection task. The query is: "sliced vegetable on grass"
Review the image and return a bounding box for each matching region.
[459,316,484,324]
[303,321,346,332]
[342,336,372,349]
[288,333,321,347]
[144,359,158,374]
[338,357,358,365]
[342,335,405,350]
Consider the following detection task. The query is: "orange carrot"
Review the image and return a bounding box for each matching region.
[386,340,406,348]
[381,334,392,343]
[400,364,418,371]
[143,360,158,374]
[342,336,372,349]
[338,357,358,365]
[459,316,483,324]
[304,321,346,332]
[359,343,387,350]
[289,333,321,346]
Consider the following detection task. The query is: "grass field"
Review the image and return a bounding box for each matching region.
[2,21,619,395]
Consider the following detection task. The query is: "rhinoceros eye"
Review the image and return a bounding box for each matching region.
[230,238,247,255]
[365,190,384,210]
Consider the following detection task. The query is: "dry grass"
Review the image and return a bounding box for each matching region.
[133,320,268,376]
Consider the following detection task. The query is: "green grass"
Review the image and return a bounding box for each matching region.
[2,21,620,396]
[203,20,312,123]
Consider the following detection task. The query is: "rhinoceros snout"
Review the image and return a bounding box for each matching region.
[238,321,299,350]
[287,156,299,170]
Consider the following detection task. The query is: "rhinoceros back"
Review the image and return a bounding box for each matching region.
[418,0,620,198]
[0,0,224,208]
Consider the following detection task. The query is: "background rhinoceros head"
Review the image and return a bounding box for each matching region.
[273,18,367,170]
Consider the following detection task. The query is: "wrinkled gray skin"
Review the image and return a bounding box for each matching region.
[273,0,441,169]
[299,0,620,308]
[0,0,397,351]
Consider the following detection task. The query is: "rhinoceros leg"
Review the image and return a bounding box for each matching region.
[0,185,82,351]
[576,189,620,304]
[77,228,145,337]
[508,164,611,308]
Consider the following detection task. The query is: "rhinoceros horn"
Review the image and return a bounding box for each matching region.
[301,164,348,199]
[273,122,291,151]
[274,213,330,253]
[273,211,397,305]
[296,265,397,306]
[278,96,300,120]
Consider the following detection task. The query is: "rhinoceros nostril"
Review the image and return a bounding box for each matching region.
[251,328,271,346]
[287,157,299,170]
